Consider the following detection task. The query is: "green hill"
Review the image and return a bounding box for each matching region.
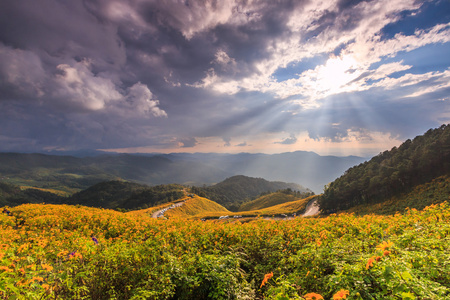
[344,175,450,215]
[319,124,450,212]
[190,175,312,211]
[239,189,313,211]
[0,181,65,207]
[68,181,185,210]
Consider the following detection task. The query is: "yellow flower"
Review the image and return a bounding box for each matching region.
[333,289,350,299]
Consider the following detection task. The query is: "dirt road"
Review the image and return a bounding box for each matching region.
[302,198,320,217]
[151,201,185,218]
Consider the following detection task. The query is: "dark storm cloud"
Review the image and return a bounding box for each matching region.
[0,0,449,154]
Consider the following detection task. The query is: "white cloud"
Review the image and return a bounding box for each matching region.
[54,61,123,111]
[53,61,167,116]
[189,1,450,107]
[125,82,168,117]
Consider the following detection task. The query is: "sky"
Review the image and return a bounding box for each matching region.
[0,0,449,157]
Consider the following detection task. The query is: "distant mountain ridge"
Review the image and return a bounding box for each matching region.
[160,151,366,193]
[0,150,366,194]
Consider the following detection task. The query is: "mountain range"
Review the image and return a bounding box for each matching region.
[0,150,366,194]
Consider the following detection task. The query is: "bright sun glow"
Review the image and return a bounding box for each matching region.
[316,55,360,93]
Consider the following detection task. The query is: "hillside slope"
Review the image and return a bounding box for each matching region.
[344,175,450,215]
[165,195,230,217]
[190,175,312,211]
[0,182,65,207]
[320,124,450,212]
[68,181,185,210]
[239,190,312,211]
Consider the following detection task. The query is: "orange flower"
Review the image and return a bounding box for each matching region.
[366,257,375,269]
[376,241,393,251]
[333,289,349,299]
[31,276,44,282]
[366,256,382,269]
[41,263,53,271]
[304,292,324,300]
[383,250,391,256]
[0,266,12,272]
[260,272,274,288]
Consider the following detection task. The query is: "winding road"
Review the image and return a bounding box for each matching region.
[150,193,320,220]
[302,198,320,217]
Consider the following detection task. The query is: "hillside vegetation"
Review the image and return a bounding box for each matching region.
[320,124,450,212]
[0,180,186,211]
[69,181,185,210]
[190,175,312,211]
[165,196,229,218]
[0,182,65,207]
[344,175,450,215]
[1,202,449,299]
[195,195,316,220]
[239,189,313,211]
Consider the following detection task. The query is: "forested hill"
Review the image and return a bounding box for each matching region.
[190,175,312,211]
[68,181,185,210]
[319,124,450,212]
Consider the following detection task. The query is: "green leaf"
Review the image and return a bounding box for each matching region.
[401,292,415,299]
[401,271,413,282]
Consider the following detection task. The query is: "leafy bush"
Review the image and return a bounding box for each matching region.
[1,202,450,299]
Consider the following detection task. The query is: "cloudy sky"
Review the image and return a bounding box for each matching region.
[0,0,449,156]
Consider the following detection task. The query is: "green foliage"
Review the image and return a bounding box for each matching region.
[345,175,450,215]
[0,180,185,211]
[320,124,450,212]
[69,181,184,210]
[0,182,65,207]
